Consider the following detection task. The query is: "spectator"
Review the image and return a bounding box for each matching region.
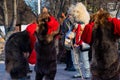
[14,24,21,32]
[57,12,67,63]
[66,2,91,79]
[61,14,76,71]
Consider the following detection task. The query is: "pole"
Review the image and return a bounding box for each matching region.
[38,0,41,15]
[71,42,84,80]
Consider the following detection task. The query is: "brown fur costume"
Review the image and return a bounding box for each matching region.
[5,31,32,79]
[34,8,59,80]
[91,9,120,80]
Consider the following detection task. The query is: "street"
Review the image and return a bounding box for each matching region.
[0,61,90,80]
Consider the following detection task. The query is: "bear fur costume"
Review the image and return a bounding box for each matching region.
[5,30,32,79]
[81,9,120,80]
[34,8,59,80]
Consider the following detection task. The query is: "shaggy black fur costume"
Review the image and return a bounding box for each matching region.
[5,30,32,79]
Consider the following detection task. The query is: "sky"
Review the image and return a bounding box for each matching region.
[24,0,45,15]
[24,0,38,15]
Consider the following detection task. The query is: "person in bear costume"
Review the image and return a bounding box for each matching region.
[5,30,32,79]
[34,8,59,80]
[81,9,120,80]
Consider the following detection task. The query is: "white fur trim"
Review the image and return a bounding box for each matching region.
[81,24,85,29]
[74,23,78,29]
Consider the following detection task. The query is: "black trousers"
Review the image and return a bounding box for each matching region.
[65,50,74,68]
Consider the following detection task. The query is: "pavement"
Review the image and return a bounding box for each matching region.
[0,61,91,80]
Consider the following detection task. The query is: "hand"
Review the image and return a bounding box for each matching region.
[74,44,79,47]
[23,52,29,58]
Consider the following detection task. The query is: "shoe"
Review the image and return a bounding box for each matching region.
[84,69,91,79]
[84,76,90,79]
[64,67,76,71]
[27,70,32,73]
[64,67,68,70]
[17,76,30,80]
[72,73,81,78]
[26,75,30,79]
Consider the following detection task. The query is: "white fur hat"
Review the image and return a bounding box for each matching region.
[68,2,90,25]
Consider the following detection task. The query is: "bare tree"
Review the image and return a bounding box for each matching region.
[12,0,17,30]
[2,0,8,39]
[44,0,73,18]
[0,0,36,40]
[45,0,89,18]
[3,0,18,39]
[1,0,119,40]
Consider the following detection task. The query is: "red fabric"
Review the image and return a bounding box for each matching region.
[81,18,120,44]
[28,49,36,64]
[108,18,120,37]
[81,22,94,44]
[75,24,82,45]
[26,22,37,49]
[46,16,59,34]
[26,22,37,64]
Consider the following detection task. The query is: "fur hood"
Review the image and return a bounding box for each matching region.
[68,2,90,25]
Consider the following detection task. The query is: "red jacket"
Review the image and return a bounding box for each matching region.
[81,18,120,44]
[26,22,37,49]
[26,22,37,64]
[108,18,120,36]
[75,24,83,45]
[81,22,94,44]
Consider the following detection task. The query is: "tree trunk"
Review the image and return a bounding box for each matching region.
[2,0,8,39]
[13,0,17,28]
[5,0,17,40]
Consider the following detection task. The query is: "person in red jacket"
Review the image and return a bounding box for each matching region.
[65,2,91,79]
